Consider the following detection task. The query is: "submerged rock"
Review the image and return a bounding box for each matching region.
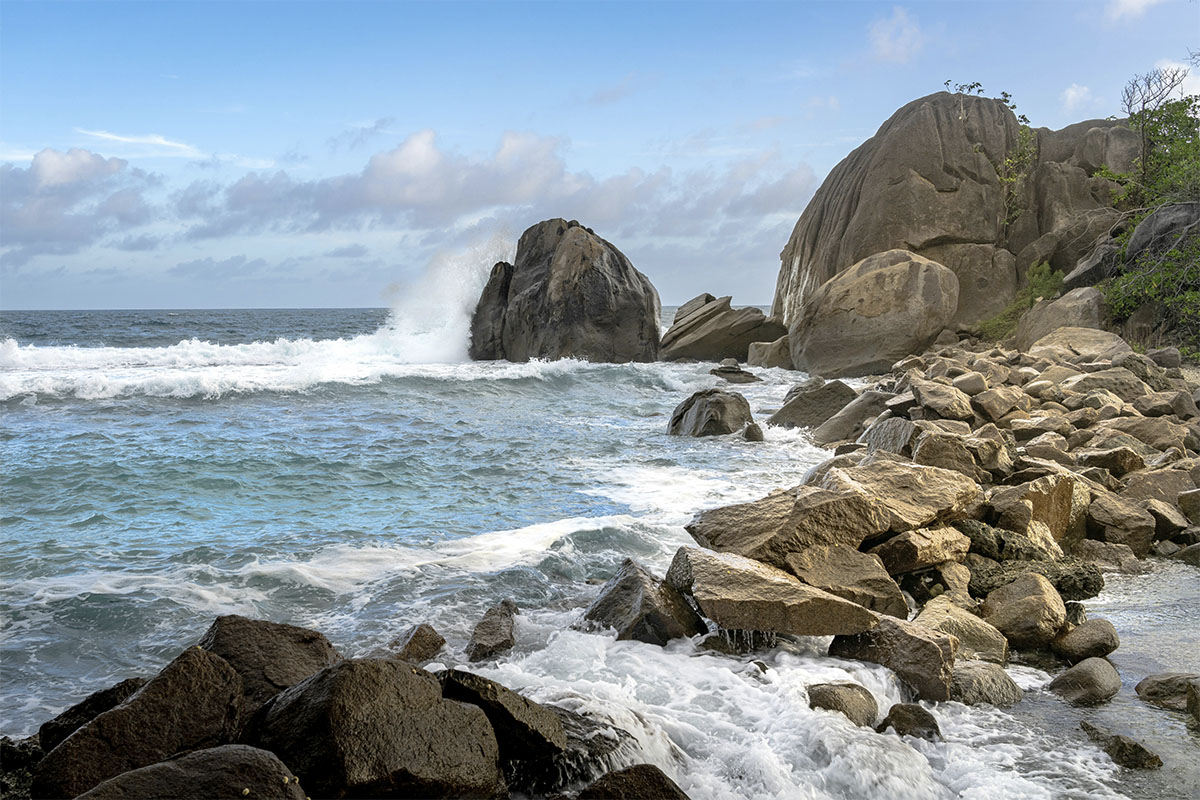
[665,546,879,636]
[75,745,306,800]
[1134,673,1200,712]
[876,703,941,741]
[469,219,661,363]
[1079,721,1162,770]
[581,558,706,646]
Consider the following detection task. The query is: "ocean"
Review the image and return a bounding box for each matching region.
[2,296,1198,798]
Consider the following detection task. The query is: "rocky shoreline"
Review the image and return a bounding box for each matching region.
[4,322,1199,799]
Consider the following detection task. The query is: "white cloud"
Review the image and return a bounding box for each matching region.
[76,128,201,157]
[1106,0,1167,20]
[870,7,923,64]
[1154,59,1200,98]
[1061,83,1094,112]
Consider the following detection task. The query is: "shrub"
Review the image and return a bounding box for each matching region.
[1104,232,1200,354]
[977,262,1064,341]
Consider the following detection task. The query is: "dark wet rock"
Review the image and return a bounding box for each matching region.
[954,519,1004,561]
[577,764,690,800]
[787,250,960,378]
[250,659,503,799]
[968,558,1104,602]
[1046,657,1121,705]
[469,219,660,362]
[949,660,1023,707]
[1051,618,1119,663]
[767,380,857,429]
[807,682,878,727]
[830,616,958,701]
[437,670,567,766]
[508,705,637,796]
[1064,601,1088,627]
[37,677,146,755]
[1189,682,1200,723]
[784,545,907,618]
[1,735,41,800]
[198,615,341,712]
[1079,721,1162,770]
[75,745,306,800]
[32,648,244,800]
[581,558,706,645]
[666,546,879,636]
[876,703,941,741]
[913,595,1008,664]
[1134,673,1200,712]
[390,623,446,663]
[668,389,755,437]
[981,573,1066,650]
[661,295,786,362]
[686,484,890,570]
[468,600,518,662]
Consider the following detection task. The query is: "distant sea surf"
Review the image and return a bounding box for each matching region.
[2,302,1196,799]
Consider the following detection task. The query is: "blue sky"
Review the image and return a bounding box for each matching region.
[2,0,1197,309]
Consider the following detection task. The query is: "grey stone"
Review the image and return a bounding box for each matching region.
[949,660,1023,707]
[1046,657,1121,705]
[668,389,754,437]
[390,624,446,664]
[581,558,706,645]
[661,295,787,362]
[468,600,518,662]
[830,616,958,701]
[807,683,878,727]
[1079,721,1162,770]
[876,703,941,741]
[768,380,857,429]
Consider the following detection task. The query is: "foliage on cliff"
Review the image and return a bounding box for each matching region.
[977,262,1063,342]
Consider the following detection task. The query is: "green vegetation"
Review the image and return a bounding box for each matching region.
[977,262,1063,341]
[1106,233,1200,354]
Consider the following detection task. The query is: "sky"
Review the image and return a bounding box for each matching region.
[1,0,1197,310]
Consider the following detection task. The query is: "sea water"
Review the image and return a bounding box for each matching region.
[2,260,1197,799]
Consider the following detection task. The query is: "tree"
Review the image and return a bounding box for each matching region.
[1121,67,1190,191]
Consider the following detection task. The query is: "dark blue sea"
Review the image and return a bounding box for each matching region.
[2,303,1196,799]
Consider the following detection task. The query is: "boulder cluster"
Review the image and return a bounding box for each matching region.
[655,322,1200,767]
[0,612,686,800]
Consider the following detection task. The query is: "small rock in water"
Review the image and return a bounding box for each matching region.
[581,558,706,646]
[876,703,941,741]
[949,660,1023,707]
[468,600,519,662]
[1051,618,1119,664]
[807,682,878,727]
[390,623,446,663]
[1079,721,1162,769]
[1134,672,1200,711]
[1046,657,1121,705]
[742,421,764,442]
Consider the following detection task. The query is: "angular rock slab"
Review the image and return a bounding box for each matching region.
[686,485,890,571]
[830,616,958,701]
[913,595,1008,664]
[660,294,786,362]
[37,676,146,755]
[868,526,970,576]
[468,600,518,662]
[199,614,341,712]
[75,745,306,800]
[1079,721,1162,770]
[819,460,984,533]
[767,379,857,429]
[250,659,503,799]
[582,558,706,645]
[665,547,879,636]
[390,623,446,663]
[32,648,244,800]
[437,670,567,763]
[784,545,907,619]
[1134,673,1200,712]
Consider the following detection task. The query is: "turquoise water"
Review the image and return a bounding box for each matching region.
[2,305,1196,799]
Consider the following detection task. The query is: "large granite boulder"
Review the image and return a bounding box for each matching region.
[1015,288,1108,351]
[250,659,503,798]
[787,249,960,378]
[32,649,244,800]
[660,295,786,361]
[198,615,341,713]
[665,547,879,636]
[830,616,959,701]
[1052,618,1119,663]
[772,92,1135,328]
[667,389,754,437]
[1028,327,1133,363]
[1125,202,1200,261]
[811,390,895,445]
[747,336,794,369]
[868,526,970,576]
[768,380,857,429]
[581,558,706,645]
[685,485,890,570]
[75,746,305,800]
[784,545,908,618]
[469,219,660,362]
